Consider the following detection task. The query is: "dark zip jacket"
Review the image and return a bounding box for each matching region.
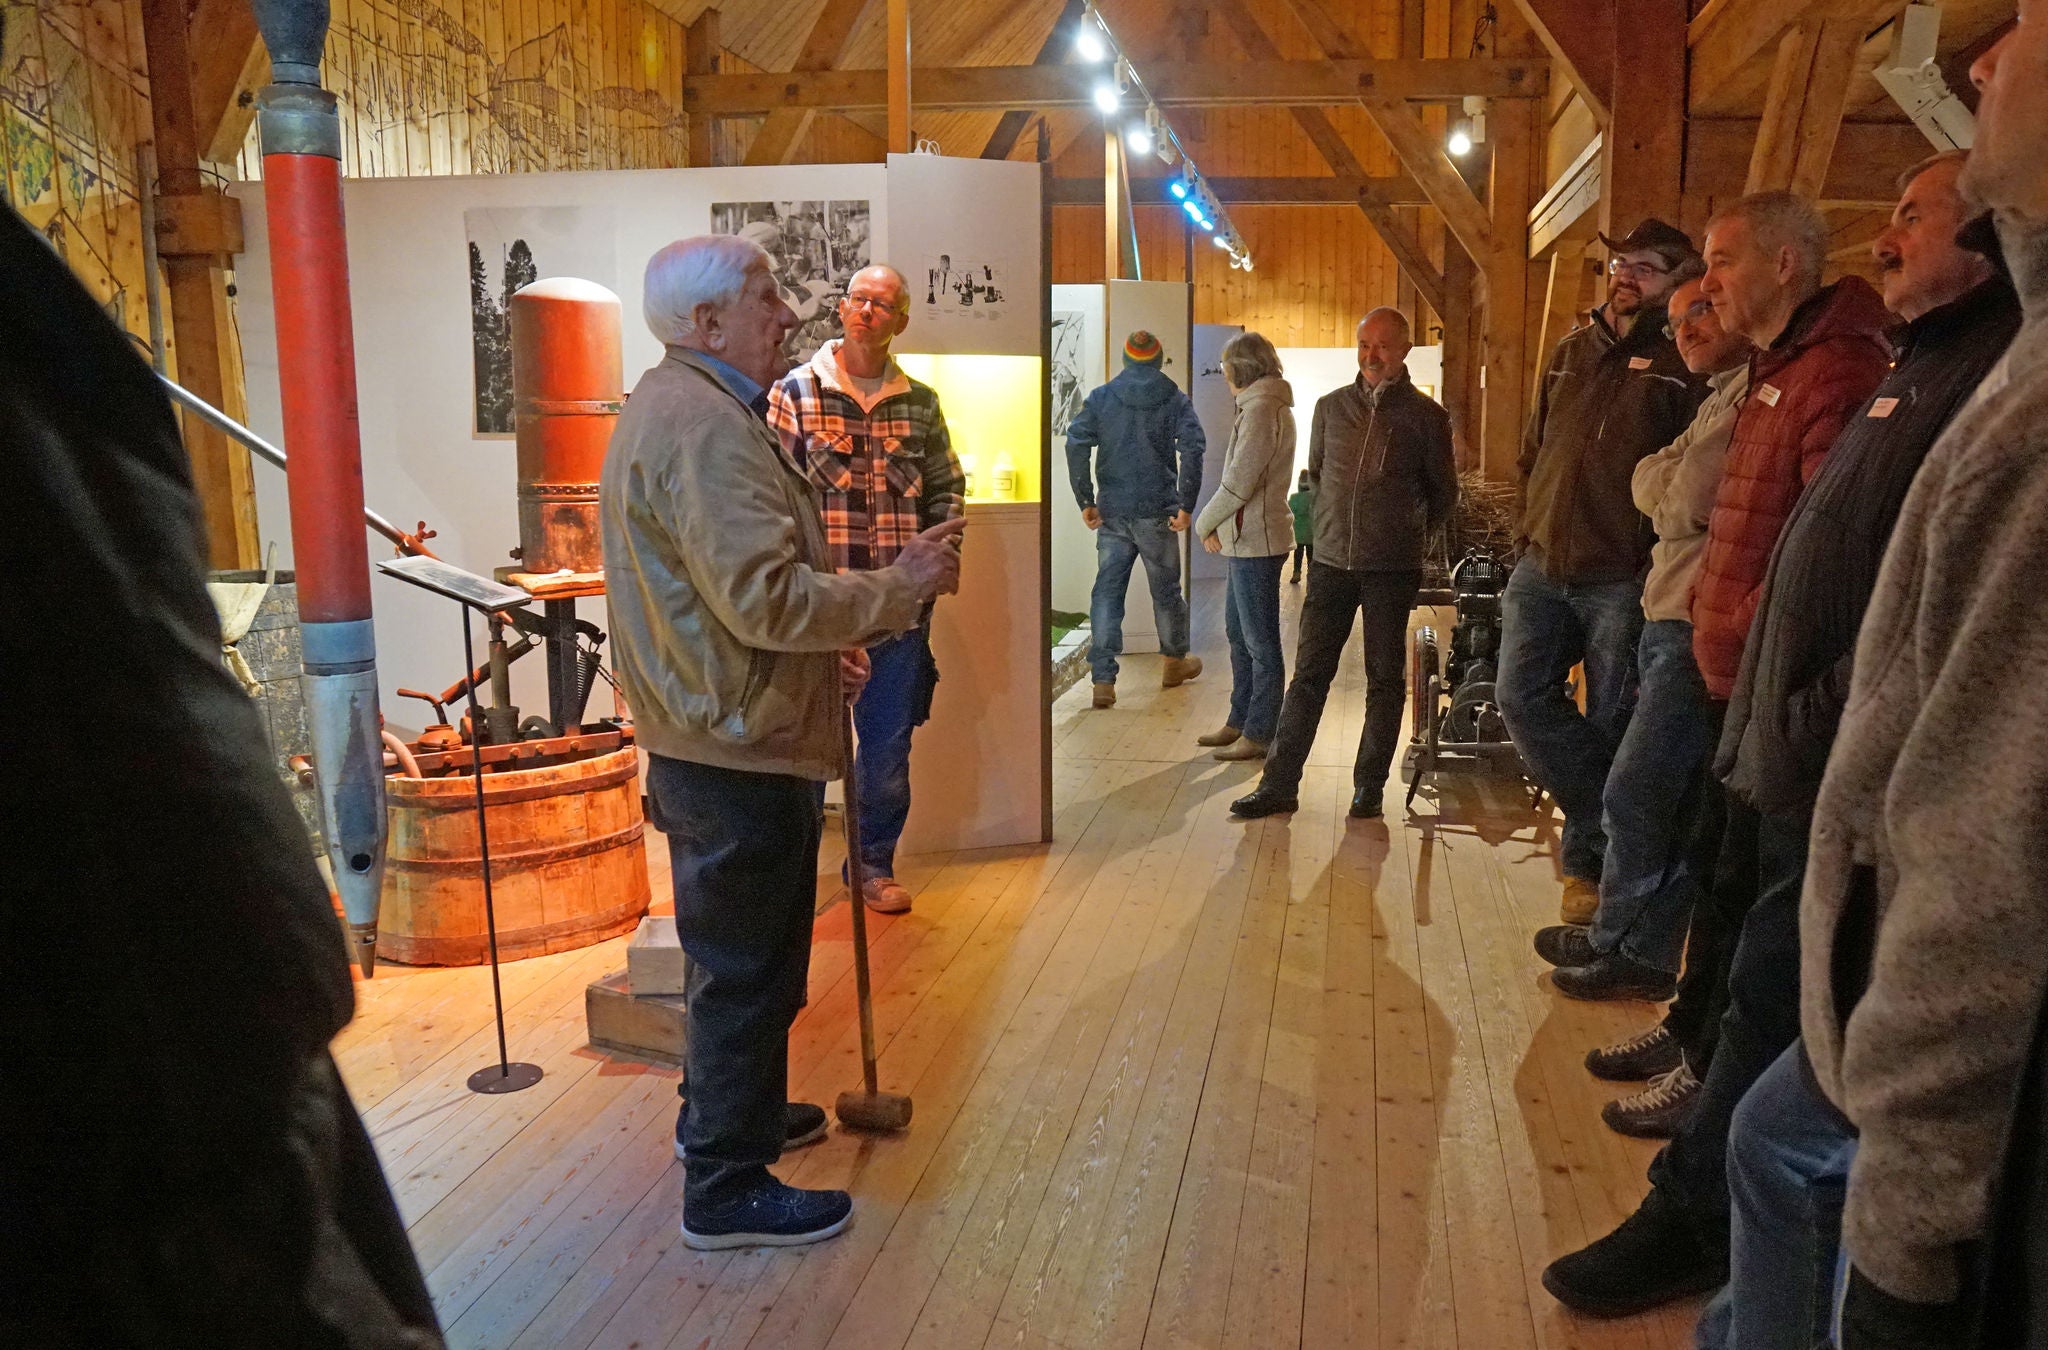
[1064,364,1206,520]
[1306,370,1456,573]
[1719,274,2021,815]
[1518,304,1708,583]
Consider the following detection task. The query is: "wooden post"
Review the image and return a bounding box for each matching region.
[686,10,720,167]
[140,0,258,569]
[1481,87,1540,482]
[1104,123,1125,280]
[1601,0,1685,236]
[887,0,912,154]
[1441,247,1482,467]
[1745,19,1862,198]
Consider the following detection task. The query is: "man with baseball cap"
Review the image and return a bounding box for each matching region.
[1066,329,1207,708]
[1502,218,1709,928]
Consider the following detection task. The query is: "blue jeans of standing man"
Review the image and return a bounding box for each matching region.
[1591,619,1717,974]
[1497,553,1644,881]
[1090,515,1190,685]
[849,626,938,879]
[1224,554,1287,743]
[1693,1040,1857,1350]
[646,754,821,1212]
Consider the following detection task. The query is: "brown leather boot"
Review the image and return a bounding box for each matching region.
[1092,682,1117,709]
[1195,725,1241,747]
[1161,655,1203,688]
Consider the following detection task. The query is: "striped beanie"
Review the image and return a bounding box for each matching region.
[1122,330,1163,367]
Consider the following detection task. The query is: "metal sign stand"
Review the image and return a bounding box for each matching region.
[376,556,543,1095]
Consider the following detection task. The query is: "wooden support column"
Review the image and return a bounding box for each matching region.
[746,0,875,165]
[1441,247,1482,466]
[887,0,912,153]
[1601,0,1685,235]
[140,0,257,569]
[1481,87,1541,481]
[1745,19,1863,198]
[1104,124,1127,280]
[686,11,721,168]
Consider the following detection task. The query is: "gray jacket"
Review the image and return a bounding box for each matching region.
[1194,375,1296,557]
[600,348,920,781]
[1306,370,1456,573]
[1630,365,1749,623]
[1801,218,2048,1308]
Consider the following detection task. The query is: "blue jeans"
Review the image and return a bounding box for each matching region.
[1497,554,1643,880]
[1592,619,1716,974]
[1224,554,1287,743]
[849,627,937,879]
[1694,1041,1857,1350]
[1089,515,1190,683]
[645,755,821,1211]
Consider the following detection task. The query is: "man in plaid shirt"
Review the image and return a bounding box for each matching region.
[767,263,967,914]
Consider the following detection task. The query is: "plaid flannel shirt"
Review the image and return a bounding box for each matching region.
[767,341,967,572]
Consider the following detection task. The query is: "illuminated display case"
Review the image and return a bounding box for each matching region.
[894,353,1044,504]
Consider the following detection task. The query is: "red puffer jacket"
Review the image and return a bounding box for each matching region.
[1692,277,1893,698]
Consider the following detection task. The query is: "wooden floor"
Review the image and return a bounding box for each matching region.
[335,582,1703,1349]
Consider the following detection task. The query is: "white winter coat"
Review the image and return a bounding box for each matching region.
[1194,375,1296,557]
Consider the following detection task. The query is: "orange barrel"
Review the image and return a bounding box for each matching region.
[375,746,650,966]
[509,277,623,574]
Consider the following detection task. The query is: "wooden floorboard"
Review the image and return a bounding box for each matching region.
[335,581,1698,1349]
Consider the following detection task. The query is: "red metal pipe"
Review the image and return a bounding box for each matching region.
[264,150,372,626]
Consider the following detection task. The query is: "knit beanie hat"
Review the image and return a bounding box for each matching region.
[1122,330,1163,368]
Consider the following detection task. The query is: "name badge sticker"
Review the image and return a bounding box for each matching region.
[1757,383,1782,407]
[1869,397,1900,419]
[1628,356,1653,370]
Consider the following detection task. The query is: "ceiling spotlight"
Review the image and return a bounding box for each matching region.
[1462,94,1489,146]
[1074,27,1107,62]
[1093,83,1120,115]
[1198,216,1214,232]
[1211,233,1231,249]
[1156,138,1179,166]
[1447,122,1474,157]
[1126,125,1153,154]
[1182,198,1203,221]
[1169,179,1188,200]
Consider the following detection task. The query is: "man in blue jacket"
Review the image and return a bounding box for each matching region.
[1066,330,1207,708]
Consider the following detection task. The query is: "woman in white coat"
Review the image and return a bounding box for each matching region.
[1194,332,1297,760]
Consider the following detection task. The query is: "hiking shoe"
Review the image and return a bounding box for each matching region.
[1603,1063,1702,1139]
[1350,790,1383,819]
[1230,786,1298,818]
[862,877,913,914]
[681,1176,853,1250]
[1585,1023,1683,1082]
[1552,951,1679,1003]
[1561,876,1600,925]
[1214,739,1268,762]
[1533,924,1596,968]
[1196,725,1242,748]
[1162,655,1203,688]
[1540,1190,1727,1317]
[675,1102,830,1161]
[1092,682,1117,710]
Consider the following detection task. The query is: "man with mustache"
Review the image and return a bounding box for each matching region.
[1502,220,1708,927]
[768,264,967,917]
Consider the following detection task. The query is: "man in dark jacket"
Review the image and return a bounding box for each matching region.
[1230,307,1455,820]
[1501,219,1708,925]
[1701,151,2022,1350]
[0,201,442,1346]
[1066,329,1207,708]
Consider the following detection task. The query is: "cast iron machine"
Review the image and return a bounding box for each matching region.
[1401,550,1531,809]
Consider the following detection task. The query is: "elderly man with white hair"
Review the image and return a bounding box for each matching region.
[601,235,966,1250]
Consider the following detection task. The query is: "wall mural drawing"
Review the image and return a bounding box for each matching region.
[1050,310,1089,439]
[464,205,617,436]
[710,199,872,364]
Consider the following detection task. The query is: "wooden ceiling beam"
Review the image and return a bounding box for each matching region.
[1686,117,1925,206]
[1688,0,1902,117]
[1208,1,1368,178]
[1357,187,1449,316]
[189,0,266,163]
[1745,19,1867,197]
[1505,0,1614,122]
[678,57,1550,115]
[982,0,1083,160]
[745,0,878,165]
[1049,174,1429,206]
[1360,96,1492,263]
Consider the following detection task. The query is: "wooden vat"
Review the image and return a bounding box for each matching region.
[377,746,650,966]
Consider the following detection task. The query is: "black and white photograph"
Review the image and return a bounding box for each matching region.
[710,199,871,363]
[1050,309,1090,439]
[464,205,617,437]
[920,253,1013,315]
[884,153,1041,356]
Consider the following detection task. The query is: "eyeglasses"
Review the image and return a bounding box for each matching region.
[1608,258,1673,280]
[844,295,905,315]
[1662,299,1715,341]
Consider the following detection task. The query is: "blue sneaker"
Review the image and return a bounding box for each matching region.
[681,1177,853,1250]
[673,1101,829,1161]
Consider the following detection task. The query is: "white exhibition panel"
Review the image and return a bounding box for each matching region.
[232,158,1049,849]
[886,154,1042,357]
[1048,283,1104,618]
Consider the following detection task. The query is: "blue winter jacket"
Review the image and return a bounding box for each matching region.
[1064,365,1207,520]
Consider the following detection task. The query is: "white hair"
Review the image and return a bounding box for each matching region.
[642,235,771,345]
